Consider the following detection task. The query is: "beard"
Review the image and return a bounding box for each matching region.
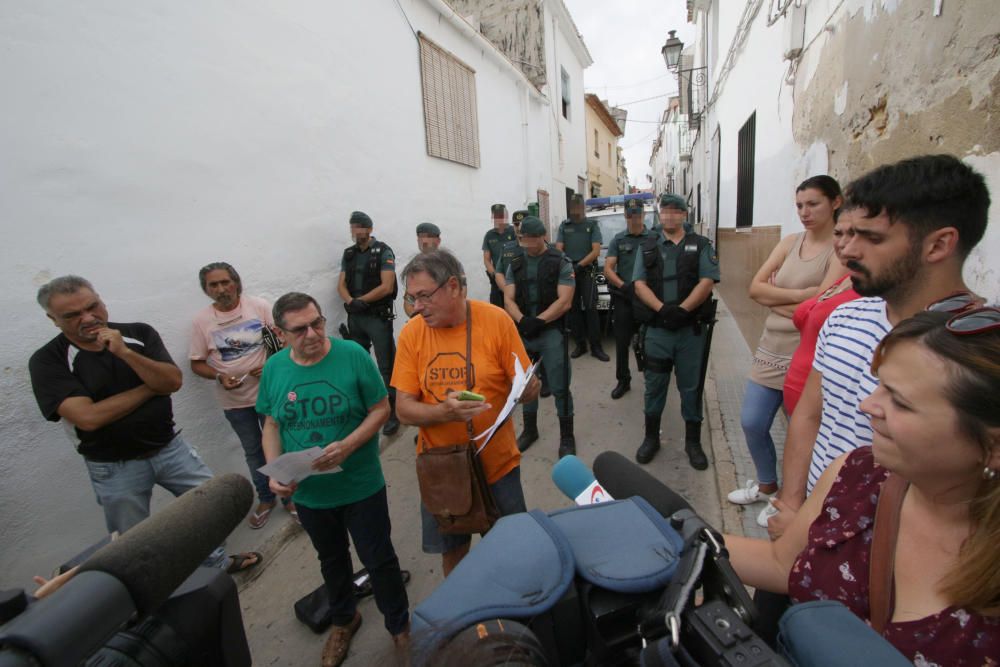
[846,243,922,299]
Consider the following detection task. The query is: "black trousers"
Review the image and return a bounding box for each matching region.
[488,275,505,308]
[612,293,640,381]
[296,487,409,634]
[569,267,601,346]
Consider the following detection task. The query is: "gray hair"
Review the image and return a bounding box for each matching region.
[37,275,94,310]
[198,262,243,296]
[401,249,467,288]
[273,292,322,329]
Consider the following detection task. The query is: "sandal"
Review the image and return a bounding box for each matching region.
[226,551,263,575]
[286,501,301,525]
[248,501,276,529]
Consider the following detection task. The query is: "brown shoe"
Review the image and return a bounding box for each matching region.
[322,612,362,667]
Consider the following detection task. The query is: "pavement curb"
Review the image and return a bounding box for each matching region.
[704,366,745,538]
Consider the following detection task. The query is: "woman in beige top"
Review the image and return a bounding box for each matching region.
[730,176,845,527]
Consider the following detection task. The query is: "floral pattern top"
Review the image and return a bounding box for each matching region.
[788,447,1000,666]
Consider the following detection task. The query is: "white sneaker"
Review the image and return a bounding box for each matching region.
[757,499,779,528]
[727,480,774,505]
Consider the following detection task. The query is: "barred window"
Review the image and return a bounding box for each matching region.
[418,33,480,168]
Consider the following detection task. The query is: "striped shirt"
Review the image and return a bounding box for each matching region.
[808,297,891,490]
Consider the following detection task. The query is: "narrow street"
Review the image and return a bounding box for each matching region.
[233,298,770,666]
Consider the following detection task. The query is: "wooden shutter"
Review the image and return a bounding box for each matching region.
[419,33,481,168]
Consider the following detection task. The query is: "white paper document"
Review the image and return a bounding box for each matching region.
[473,354,538,453]
[258,447,342,486]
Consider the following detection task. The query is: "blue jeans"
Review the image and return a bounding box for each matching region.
[296,486,409,635]
[421,466,527,554]
[84,434,226,568]
[739,380,785,485]
[223,407,276,504]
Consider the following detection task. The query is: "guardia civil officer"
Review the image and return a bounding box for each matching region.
[482,204,517,308]
[632,195,719,469]
[502,216,576,458]
[603,198,652,399]
[556,194,609,361]
[404,223,443,318]
[337,210,401,436]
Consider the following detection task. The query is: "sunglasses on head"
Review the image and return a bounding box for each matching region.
[946,307,1000,336]
[925,291,984,315]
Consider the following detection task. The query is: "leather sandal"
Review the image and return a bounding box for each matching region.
[322,612,362,667]
[248,501,275,529]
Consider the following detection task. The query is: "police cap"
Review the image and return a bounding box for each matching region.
[415,222,441,237]
[519,216,546,236]
[349,211,373,227]
[658,194,688,211]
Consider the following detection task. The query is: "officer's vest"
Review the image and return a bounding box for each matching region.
[558,219,598,261]
[343,241,398,310]
[612,233,648,283]
[511,248,563,323]
[632,233,710,324]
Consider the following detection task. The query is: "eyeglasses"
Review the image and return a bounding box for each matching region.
[925,291,983,315]
[403,282,445,307]
[946,307,1000,336]
[282,316,327,337]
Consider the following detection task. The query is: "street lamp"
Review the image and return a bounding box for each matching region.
[661,30,683,70]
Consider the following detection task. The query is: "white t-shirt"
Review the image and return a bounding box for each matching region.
[189,295,273,410]
[808,297,892,490]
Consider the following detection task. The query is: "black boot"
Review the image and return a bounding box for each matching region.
[382,396,400,436]
[570,341,587,359]
[685,421,708,470]
[635,414,661,464]
[517,413,539,452]
[558,415,576,458]
[590,344,610,362]
[610,378,631,399]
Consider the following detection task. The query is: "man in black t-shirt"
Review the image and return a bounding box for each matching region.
[28,276,260,572]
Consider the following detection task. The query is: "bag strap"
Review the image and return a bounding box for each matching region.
[869,472,908,634]
[464,301,474,440]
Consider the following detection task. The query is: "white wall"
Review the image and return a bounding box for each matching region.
[0,0,560,588]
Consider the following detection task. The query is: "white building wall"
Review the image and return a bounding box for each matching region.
[0,0,564,587]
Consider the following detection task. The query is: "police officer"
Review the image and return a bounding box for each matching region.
[604,198,652,399]
[556,194,609,361]
[502,216,576,458]
[482,204,517,308]
[632,194,719,469]
[337,210,401,435]
[404,223,443,318]
[492,210,527,291]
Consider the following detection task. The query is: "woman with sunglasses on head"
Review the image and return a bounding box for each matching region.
[727,309,1000,664]
[731,176,846,523]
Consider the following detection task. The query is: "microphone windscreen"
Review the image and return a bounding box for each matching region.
[593,451,692,517]
[78,473,253,615]
[551,455,596,501]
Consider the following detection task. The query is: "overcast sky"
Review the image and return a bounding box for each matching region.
[565,0,696,190]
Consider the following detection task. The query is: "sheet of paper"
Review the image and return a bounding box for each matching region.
[258,447,343,486]
[473,354,538,453]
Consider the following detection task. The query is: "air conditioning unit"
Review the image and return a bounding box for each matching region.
[783,4,806,61]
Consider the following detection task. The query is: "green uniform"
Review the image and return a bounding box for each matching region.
[340,240,397,400]
[484,227,517,307]
[256,338,387,509]
[607,227,652,382]
[506,251,575,417]
[556,218,603,346]
[632,232,720,420]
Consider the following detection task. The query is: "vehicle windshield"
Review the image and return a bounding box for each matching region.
[589,211,658,266]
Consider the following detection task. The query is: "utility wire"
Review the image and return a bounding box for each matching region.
[585,73,672,91]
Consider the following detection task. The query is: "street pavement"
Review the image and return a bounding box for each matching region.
[233,298,769,666]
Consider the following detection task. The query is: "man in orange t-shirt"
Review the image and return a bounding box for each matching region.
[392,250,540,576]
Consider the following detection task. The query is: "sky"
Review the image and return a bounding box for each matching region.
[565,0,696,190]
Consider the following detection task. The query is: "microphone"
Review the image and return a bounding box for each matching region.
[552,455,614,506]
[593,451,692,517]
[0,473,252,666]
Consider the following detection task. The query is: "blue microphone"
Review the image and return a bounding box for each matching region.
[551,455,614,506]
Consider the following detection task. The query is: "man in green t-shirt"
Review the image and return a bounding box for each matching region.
[258,292,409,665]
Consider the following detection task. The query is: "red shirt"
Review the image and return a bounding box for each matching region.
[789,447,1000,665]
[782,275,859,414]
